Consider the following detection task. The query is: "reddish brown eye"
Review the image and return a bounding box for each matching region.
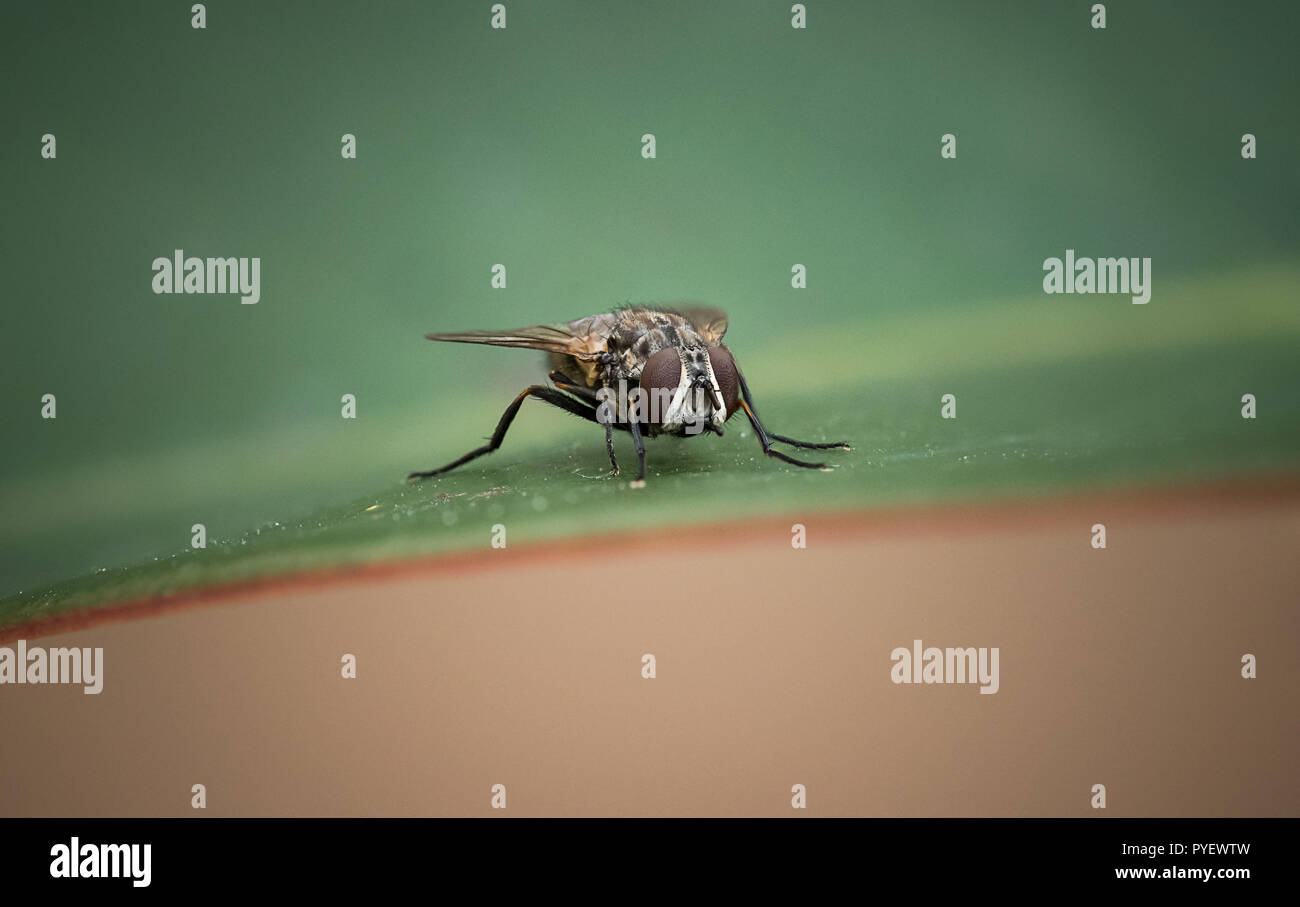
[707,346,740,418]
[638,348,683,424]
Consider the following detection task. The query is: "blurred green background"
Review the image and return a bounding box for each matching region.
[2,1,1297,620]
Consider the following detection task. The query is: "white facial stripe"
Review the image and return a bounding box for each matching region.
[702,354,725,412]
[664,353,690,419]
[659,349,723,428]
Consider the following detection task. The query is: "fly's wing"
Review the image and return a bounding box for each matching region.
[426,313,617,360]
[670,305,729,345]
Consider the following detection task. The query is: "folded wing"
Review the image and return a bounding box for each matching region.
[671,305,728,345]
[426,313,617,360]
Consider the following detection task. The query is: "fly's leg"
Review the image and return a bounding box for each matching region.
[547,370,599,397]
[738,399,833,471]
[737,372,851,454]
[407,385,598,482]
[627,416,647,487]
[549,371,621,476]
[767,432,851,450]
[738,399,831,470]
[603,421,619,475]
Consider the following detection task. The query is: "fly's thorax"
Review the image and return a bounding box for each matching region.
[609,309,709,379]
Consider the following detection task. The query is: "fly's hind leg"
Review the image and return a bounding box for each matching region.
[407,385,598,482]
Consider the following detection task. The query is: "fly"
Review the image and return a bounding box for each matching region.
[407,305,850,487]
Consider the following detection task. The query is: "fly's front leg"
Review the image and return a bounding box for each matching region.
[550,370,620,476]
[604,421,619,475]
[627,417,647,488]
[736,371,851,454]
[767,432,851,450]
[597,387,619,476]
[738,399,833,471]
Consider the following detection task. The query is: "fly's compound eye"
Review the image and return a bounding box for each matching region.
[638,347,683,425]
[707,345,741,418]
